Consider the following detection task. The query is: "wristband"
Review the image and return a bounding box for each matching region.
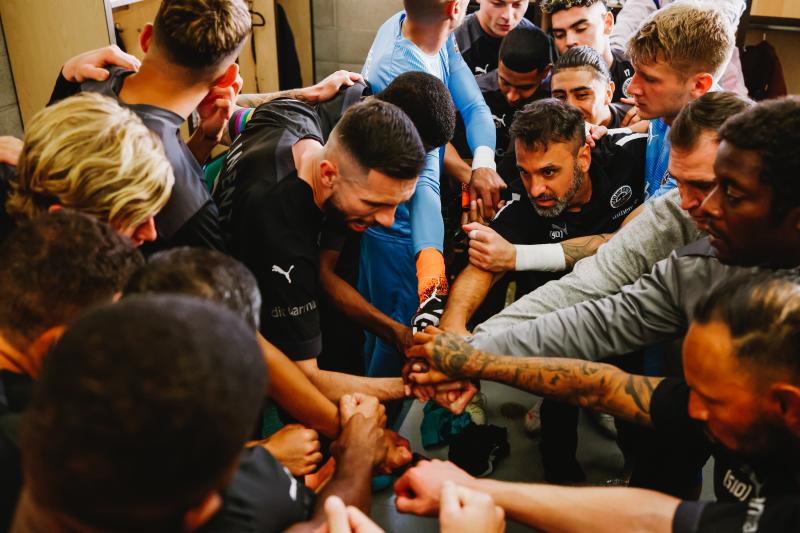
[228,107,254,141]
[471,146,496,171]
[514,243,566,272]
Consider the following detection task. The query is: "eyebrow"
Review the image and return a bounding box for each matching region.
[569,86,593,93]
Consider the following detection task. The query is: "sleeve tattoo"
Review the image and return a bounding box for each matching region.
[430,333,662,425]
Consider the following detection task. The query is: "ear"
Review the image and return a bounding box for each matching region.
[213,62,240,89]
[606,81,615,106]
[688,72,714,100]
[768,383,800,435]
[182,493,222,532]
[319,159,338,189]
[47,204,62,214]
[603,10,614,36]
[577,142,591,173]
[446,0,461,21]
[140,23,154,54]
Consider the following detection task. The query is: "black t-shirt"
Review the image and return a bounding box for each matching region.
[202,446,314,533]
[455,13,537,76]
[607,102,629,129]
[673,497,800,533]
[490,131,646,295]
[651,379,800,505]
[314,82,370,141]
[610,48,635,103]
[0,370,31,533]
[214,99,327,360]
[49,68,226,253]
[451,70,549,182]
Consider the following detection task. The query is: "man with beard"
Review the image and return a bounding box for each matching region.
[214,98,474,412]
[438,98,646,336]
[398,273,800,532]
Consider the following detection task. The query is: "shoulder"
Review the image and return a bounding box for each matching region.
[676,237,716,259]
[596,131,648,167]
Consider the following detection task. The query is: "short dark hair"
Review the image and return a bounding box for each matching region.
[509,98,586,152]
[694,273,800,382]
[540,0,606,15]
[332,99,426,180]
[499,26,552,74]
[669,91,754,152]
[0,211,143,350]
[377,71,456,152]
[153,0,251,72]
[552,45,611,84]
[124,247,261,330]
[718,96,800,222]
[22,295,266,531]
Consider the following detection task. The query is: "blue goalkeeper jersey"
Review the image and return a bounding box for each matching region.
[362,11,496,253]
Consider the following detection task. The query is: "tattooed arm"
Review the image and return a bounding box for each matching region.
[560,233,615,270]
[407,331,663,425]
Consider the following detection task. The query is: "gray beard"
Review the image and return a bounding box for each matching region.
[530,163,584,217]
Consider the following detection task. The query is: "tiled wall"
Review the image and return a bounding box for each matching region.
[0,20,22,137]
[313,0,403,81]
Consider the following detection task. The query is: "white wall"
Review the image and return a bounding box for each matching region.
[313,0,403,81]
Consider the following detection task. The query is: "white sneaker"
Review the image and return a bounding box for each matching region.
[465,392,488,425]
[523,396,543,434]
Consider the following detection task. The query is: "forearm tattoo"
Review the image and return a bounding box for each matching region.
[561,233,614,269]
[429,333,660,425]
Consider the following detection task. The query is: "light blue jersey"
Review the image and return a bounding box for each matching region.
[362,11,496,253]
[645,118,674,200]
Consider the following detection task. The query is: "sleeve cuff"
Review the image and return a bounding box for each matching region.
[471,146,496,171]
[271,334,322,362]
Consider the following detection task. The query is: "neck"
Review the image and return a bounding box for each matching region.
[118,59,209,120]
[295,140,329,210]
[402,16,450,55]
[602,43,614,68]
[567,170,593,212]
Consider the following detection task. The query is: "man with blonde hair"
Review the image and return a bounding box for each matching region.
[624,1,734,199]
[2,93,174,247]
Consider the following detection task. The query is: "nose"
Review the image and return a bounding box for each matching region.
[374,207,396,228]
[503,5,513,22]
[697,184,723,221]
[679,188,700,212]
[506,88,520,105]
[528,177,548,198]
[688,391,709,422]
[627,72,643,96]
[565,30,579,49]
[135,217,158,244]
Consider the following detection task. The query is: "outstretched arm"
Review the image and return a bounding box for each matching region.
[395,459,678,533]
[408,331,663,426]
[438,265,501,336]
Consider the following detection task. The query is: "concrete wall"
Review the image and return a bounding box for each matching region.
[0,20,22,137]
[313,0,403,81]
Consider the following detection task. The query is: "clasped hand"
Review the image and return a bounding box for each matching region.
[403,327,478,414]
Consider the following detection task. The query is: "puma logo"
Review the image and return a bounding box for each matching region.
[492,114,507,129]
[272,264,295,284]
[475,64,489,75]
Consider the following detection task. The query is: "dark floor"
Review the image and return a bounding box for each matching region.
[371,380,714,532]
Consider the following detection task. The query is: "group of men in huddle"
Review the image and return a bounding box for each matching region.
[0,0,798,532]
